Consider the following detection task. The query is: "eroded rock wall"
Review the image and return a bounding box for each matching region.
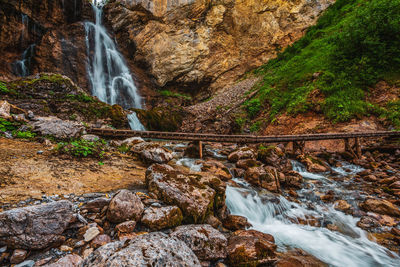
[105,0,334,95]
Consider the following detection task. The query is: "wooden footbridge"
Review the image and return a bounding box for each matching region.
[89,128,400,158]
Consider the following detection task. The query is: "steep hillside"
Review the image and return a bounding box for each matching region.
[237,0,400,132]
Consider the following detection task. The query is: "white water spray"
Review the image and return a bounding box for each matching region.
[226,162,399,266]
[85,0,145,130]
[13,44,35,77]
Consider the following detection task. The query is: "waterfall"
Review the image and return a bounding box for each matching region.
[85,0,145,130]
[13,44,35,77]
[226,161,400,267]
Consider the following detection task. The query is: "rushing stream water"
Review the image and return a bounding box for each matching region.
[226,161,399,266]
[85,0,145,130]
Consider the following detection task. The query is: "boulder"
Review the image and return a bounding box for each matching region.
[30,116,84,139]
[106,190,145,223]
[201,160,232,181]
[359,199,400,217]
[81,232,201,267]
[227,230,277,266]
[120,136,145,147]
[228,147,256,163]
[141,206,183,230]
[244,166,280,192]
[81,134,100,142]
[91,234,112,249]
[236,159,260,170]
[0,200,75,250]
[170,224,227,261]
[132,142,173,164]
[115,220,137,234]
[334,200,351,212]
[223,215,252,231]
[276,249,327,267]
[43,254,82,267]
[81,197,110,214]
[146,164,225,223]
[0,100,11,119]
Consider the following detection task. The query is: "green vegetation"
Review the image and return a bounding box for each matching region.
[14,130,36,139]
[159,90,192,100]
[249,121,262,133]
[56,139,107,158]
[0,118,19,132]
[0,118,36,139]
[246,0,400,127]
[66,93,95,103]
[0,81,9,94]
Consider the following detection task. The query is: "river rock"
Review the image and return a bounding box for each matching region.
[83,227,100,242]
[81,232,201,267]
[30,116,84,139]
[201,160,232,181]
[170,224,227,261]
[244,166,280,192]
[132,142,173,164]
[0,200,75,250]
[227,230,277,266]
[141,206,183,230]
[356,216,381,230]
[334,200,351,212]
[359,199,400,217]
[228,147,256,163]
[276,249,327,267]
[236,159,260,170]
[115,220,136,234]
[91,234,112,249]
[81,134,100,142]
[43,254,82,267]
[120,136,145,147]
[81,197,110,213]
[106,189,145,223]
[10,249,27,264]
[146,164,225,223]
[223,215,252,231]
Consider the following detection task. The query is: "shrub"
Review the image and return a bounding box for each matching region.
[0,81,9,94]
[0,118,19,132]
[14,131,36,139]
[56,139,107,158]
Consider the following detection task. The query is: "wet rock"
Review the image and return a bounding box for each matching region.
[106,189,144,223]
[30,116,84,139]
[205,215,222,229]
[276,249,327,267]
[120,136,145,147]
[81,232,200,266]
[201,160,232,181]
[232,168,245,178]
[244,166,280,192]
[0,200,74,250]
[357,216,381,230]
[91,234,112,249]
[115,220,136,234]
[43,254,82,267]
[141,206,183,230]
[15,260,35,267]
[81,197,110,213]
[0,100,11,119]
[132,142,173,164]
[83,227,100,242]
[223,215,252,231]
[244,166,266,186]
[364,175,377,182]
[359,198,400,217]
[389,181,400,189]
[227,230,277,266]
[146,164,224,223]
[228,147,256,163]
[334,200,351,212]
[236,159,260,170]
[184,141,203,158]
[59,245,73,252]
[10,249,27,264]
[171,224,227,261]
[320,190,335,202]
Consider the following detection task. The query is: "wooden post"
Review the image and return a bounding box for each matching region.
[198,141,203,159]
[344,138,350,153]
[355,137,362,158]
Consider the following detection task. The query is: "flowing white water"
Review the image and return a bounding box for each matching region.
[13,44,35,77]
[85,0,145,130]
[226,162,399,266]
[127,112,146,131]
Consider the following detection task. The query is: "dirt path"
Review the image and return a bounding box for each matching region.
[0,138,146,206]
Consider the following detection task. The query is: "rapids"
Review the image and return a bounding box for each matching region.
[226,161,399,267]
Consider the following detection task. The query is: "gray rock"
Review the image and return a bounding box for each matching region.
[30,116,84,139]
[15,260,35,267]
[120,136,144,147]
[81,232,201,267]
[170,224,227,261]
[43,254,82,267]
[141,206,183,230]
[0,100,11,119]
[133,142,173,164]
[0,200,75,250]
[81,134,100,142]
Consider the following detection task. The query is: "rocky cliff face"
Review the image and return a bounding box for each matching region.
[0,0,92,88]
[104,0,334,96]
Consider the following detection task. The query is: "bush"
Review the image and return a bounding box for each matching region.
[0,81,9,94]
[56,139,107,158]
[14,131,36,139]
[0,118,19,132]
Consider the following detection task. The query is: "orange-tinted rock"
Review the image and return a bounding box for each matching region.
[90,234,111,249]
[223,215,252,231]
[276,249,327,267]
[359,199,400,217]
[10,249,27,264]
[141,206,183,230]
[106,189,144,223]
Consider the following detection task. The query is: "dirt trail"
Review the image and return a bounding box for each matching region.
[0,138,146,206]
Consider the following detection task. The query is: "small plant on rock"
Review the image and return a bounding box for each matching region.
[56,139,107,158]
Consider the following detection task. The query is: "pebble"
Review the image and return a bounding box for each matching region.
[11,249,28,264]
[0,246,7,253]
[84,227,100,242]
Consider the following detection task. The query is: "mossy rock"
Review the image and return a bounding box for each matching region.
[134,107,185,132]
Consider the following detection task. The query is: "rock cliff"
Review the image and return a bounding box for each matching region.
[104,0,334,95]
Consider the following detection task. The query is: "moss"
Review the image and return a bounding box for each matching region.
[134,107,184,132]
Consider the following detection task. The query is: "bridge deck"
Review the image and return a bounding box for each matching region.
[88,128,400,143]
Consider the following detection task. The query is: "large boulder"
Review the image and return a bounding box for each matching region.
[81,232,201,267]
[141,206,183,230]
[201,160,232,181]
[170,224,227,261]
[30,116,84,139]
[359,199,400,217]
[0,200,75,250]
[146,164,226,223]
[132,142,173,164]
[227,230,277,266]
[106,190,145,223]
[228,147,256,163]
[244,166,280,192]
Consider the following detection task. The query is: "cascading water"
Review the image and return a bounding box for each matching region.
[12,44,35,77]
[85,0,145,130]
[226,161,400,266]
